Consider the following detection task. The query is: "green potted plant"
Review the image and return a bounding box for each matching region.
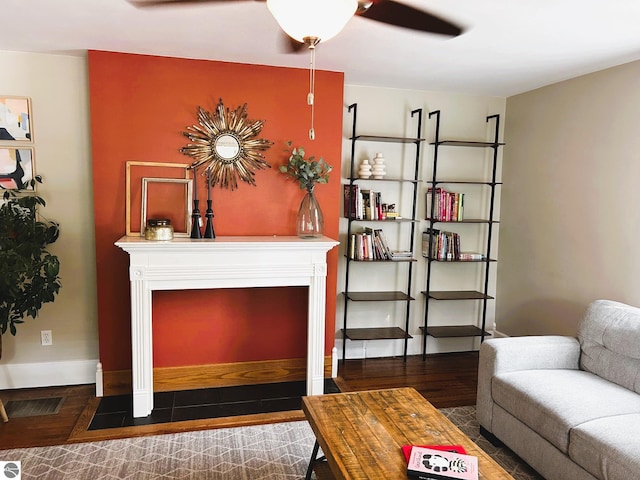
[0,176,61,346]
[279,141,332,238]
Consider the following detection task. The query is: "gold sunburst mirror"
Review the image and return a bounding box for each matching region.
[181,99,273,190]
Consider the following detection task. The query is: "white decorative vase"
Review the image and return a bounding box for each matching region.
[372,153,386,179]
[358,159,372,179]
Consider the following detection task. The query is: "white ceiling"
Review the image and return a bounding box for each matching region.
[3,0,640,97]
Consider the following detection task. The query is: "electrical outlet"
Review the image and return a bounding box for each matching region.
[41,330,52,346]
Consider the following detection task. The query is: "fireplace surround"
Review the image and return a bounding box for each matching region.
[114,235,338,417]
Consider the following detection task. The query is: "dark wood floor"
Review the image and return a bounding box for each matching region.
[0,352,478,450]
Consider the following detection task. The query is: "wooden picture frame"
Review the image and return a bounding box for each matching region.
[0,96,33,143]
[125,161,190,236]
[0,146,35,190]
[140,177,193,237]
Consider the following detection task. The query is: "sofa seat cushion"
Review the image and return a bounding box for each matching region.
[492,369,640,453]
[569,413,640,480]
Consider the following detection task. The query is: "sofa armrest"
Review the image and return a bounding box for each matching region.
[481,336,581,374]
[476,336,580,431]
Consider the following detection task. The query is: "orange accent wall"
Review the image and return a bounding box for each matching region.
[88,51,343,371]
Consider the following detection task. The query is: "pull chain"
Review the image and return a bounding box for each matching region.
[306,37,319,140]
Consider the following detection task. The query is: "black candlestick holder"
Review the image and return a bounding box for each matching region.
[190,199,202,238]
[203,167,215,239]
[204,199,215,238]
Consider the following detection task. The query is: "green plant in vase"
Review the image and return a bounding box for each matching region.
[279,141,332,238]
[279,141,332,191]
[0,176,61,342]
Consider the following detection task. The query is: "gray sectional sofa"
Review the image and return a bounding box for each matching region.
[477,299,640,480]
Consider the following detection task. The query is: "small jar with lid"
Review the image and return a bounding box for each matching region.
[144,218,174,241]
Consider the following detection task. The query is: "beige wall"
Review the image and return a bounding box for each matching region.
[0,51,98,388]
[497,59,640,336]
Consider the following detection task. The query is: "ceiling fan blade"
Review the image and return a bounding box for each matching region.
[357,0,463,37]
[129,0,262,7]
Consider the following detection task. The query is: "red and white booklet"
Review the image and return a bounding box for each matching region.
[406,445,479,480]
[401,444,467,462]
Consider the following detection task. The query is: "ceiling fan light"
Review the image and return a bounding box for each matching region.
[267,0,357,44]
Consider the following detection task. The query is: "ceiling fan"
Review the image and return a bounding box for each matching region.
[129,0,464,50]
[129,0,463,140]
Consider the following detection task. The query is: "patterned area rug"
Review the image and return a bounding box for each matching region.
[441,406,543,480]
[1,407,543,479]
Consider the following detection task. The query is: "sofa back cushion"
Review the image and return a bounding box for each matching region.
[578,299,640,394]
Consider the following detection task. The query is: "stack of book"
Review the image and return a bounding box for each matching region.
[422,229,461,261]
[390,251,413,261]
[362,189,383,220]
[426,187,464,222]
[423,230,486,261]
[349,227,392,260]
[459,252,485,261]
[343,185,399,220]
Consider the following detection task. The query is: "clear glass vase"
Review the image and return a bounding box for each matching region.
[297,186,324,238]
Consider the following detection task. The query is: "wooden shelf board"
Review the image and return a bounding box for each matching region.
[348,218,418,223]
[431,140,505,148]
[421,325,490,338]
[343,291,415,302]
[343,327,412,341]
[348,257,417,263]
[424,291,494,300]
[351,135,425,144]
[427,180,503,186]
[349,177,421,184]
[426,218,499,224]
[424,258,497,263]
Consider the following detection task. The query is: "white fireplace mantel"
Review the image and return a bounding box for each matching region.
[115,235,339,417]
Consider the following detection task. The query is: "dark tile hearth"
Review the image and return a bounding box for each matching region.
[89,379,340,430]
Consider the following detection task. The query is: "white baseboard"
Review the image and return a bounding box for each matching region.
[492,330,509,338]
[0,359,99,390]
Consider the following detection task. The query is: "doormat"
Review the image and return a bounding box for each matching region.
[4,397,65,418]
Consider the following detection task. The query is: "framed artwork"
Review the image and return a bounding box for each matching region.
[0,146,35,190]
[125,161,190,236]
[140,177,193,237]
[0,96,33,142]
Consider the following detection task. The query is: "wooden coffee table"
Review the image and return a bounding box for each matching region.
[302,387,514,480]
